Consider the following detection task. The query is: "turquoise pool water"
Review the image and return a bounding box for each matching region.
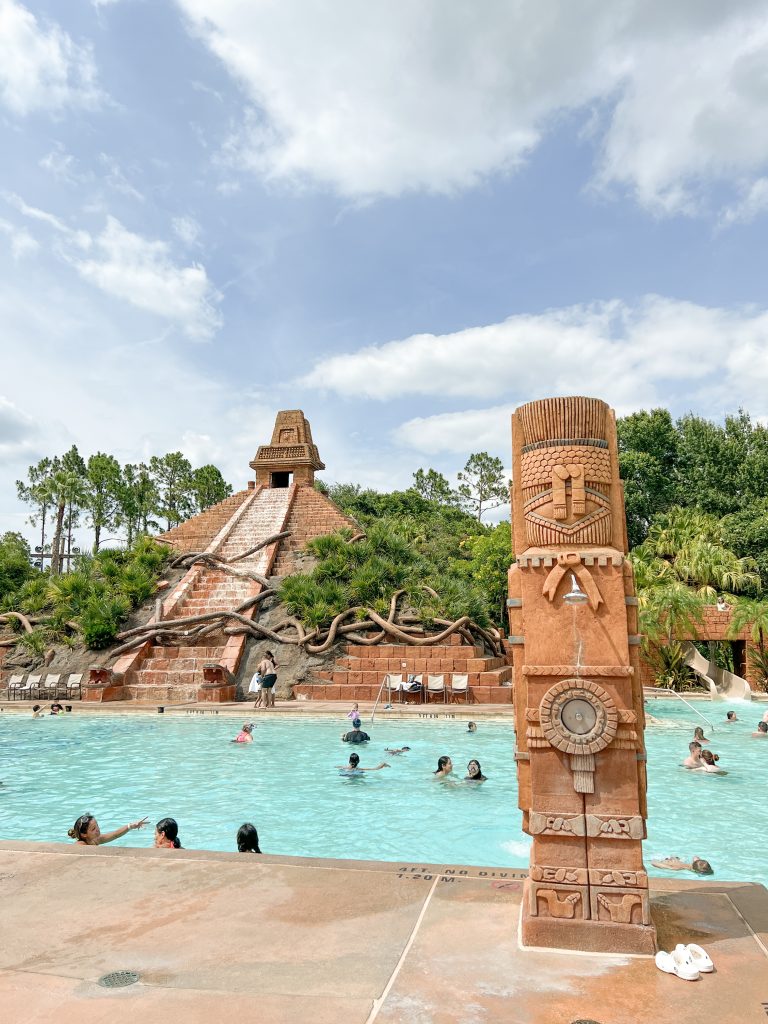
[0,702,765,885]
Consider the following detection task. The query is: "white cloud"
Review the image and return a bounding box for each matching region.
[71,216,222,340]
[0,395,39,457]
[0,217,38,259]
[0,0,101,115]
[4,194,222,341]
[99,154,144,202]
[175,0,768,214]
[301,295,768,445]
[172,215,201,245]
[719,178,768,228]
[393,406,515,456]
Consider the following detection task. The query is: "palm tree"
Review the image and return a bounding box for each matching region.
[729,597,768,651]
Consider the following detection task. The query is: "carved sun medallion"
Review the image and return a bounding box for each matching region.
[539,679,619,756]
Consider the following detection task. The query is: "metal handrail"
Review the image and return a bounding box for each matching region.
[370,674,393,723]
[646,687,715,732]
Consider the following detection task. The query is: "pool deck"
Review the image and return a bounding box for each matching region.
[0,841,766,1024]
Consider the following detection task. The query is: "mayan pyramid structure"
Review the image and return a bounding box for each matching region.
[85,411,357,703]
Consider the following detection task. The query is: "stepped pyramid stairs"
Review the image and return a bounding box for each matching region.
[84,410,513,704]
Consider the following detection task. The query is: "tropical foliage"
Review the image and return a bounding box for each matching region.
[0,536,171,652]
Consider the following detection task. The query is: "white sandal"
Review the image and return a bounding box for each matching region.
[679,943,714,973]
[655,949,700,981]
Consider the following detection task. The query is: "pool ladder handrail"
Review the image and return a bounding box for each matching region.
[647,687,716,732]
[370,674,393,724]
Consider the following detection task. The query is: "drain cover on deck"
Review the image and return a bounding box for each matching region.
[98,970,140,988]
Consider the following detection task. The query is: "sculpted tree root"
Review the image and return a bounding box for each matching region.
[109,582,502,660]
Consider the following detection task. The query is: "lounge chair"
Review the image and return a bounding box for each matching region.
[21,675,42,699]
[66,673,83,699]
[449,673,469,703]
[426,674,446,703]
[40,674,61,699]
[7,674,25,700]
[400,674,423,704]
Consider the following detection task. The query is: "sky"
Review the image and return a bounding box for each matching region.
[2,0,768,545]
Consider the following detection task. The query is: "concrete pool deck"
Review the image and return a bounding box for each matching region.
[0,841,766,1024]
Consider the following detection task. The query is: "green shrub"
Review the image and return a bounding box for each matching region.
[80,595,130,649]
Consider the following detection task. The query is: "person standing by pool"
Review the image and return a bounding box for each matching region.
[257,651,277,709]
[682,742,703,768]
[154,817,182,849]
[248,670,263,708]
[465,759,486,782]
[341,718,370,743]
[68,813,148,846]
[236,823,262,852]
[433,756,453,778]
[232,723,254,743]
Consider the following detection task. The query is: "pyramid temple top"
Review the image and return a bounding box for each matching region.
[250,410,325,488]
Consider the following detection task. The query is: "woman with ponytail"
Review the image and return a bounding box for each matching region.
[154,817,183,849]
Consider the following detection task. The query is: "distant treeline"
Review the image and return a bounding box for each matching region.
[16,447,232,571]
[617,408,768,583]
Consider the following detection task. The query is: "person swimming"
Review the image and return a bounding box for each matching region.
[68,813,148,846]
[696,749,726,774]
[752,721,768,738]
[236,822,262,853]
[651,856,714,875]
[154,817,182,849]
[337,752,389,774]
[726,710,738,722]
[467,722,477,733]
[692,726,710,744]
[232,723,255,743]
[465,759,486,782]
[384,746,411,755]
[682,741,703,768]
[433,755,453,778]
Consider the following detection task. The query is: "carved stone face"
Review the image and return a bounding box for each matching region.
[516,396,614,547]
[521,443,613,546]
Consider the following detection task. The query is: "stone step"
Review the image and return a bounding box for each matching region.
[145,646,222,658]
[140,657,217,671]
[125,684,200,703]
[135,669,201,685]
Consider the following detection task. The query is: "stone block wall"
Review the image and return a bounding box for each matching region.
[293,637,514,703]
[272,487,359,575]
[157,490,251,554]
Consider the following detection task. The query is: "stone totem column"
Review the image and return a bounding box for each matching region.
[508,396,656,954]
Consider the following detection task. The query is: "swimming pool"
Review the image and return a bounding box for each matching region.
[0,701,764,885]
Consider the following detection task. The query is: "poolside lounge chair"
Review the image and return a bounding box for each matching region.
[66,673,83,699]
[426,674,446,703]
[449,673,469,703]
[7,675,25,700]
[21,675,42,700]
[400,674,423,704]
[40,674,61,699]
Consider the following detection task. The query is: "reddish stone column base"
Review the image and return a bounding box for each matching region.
[520,879,657,954]
[82,668,125,702]
[197,684,236,703]
[197,664,236,703]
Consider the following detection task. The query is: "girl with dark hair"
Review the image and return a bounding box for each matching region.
[236,823,261,853]
[465,760,487,782]
[68,813,148,846]
[433,756,453,778]
[154,817,182,849]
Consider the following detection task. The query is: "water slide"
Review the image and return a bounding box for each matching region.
[682,642,752,701]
